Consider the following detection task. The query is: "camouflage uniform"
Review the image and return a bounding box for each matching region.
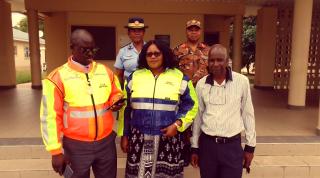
[173,42,209,167]
[173,42,209,85]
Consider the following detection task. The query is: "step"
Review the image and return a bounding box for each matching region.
[0,157,319,178]
[1,136,320,159]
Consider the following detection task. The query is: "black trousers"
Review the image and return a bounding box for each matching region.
[63,132,117,178]
[198,133,243,178]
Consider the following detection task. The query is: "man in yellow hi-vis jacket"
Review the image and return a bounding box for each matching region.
[40,29,124,178]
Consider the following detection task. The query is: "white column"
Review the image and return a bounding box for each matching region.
[27,9,42,89]
[288,0,313,108]
[232,14,243,73]
[0,0,16,88]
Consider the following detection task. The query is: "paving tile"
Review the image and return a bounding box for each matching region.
[284,166,310,178]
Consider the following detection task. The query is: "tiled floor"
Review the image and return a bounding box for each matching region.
[0,83,318,138]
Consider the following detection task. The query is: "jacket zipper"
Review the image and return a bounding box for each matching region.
[85,73,98,140]
[152,75,159,131]
[152,75,159,110]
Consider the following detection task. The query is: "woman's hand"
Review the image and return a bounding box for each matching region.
[160,120,182,137]
[120,136,129,153]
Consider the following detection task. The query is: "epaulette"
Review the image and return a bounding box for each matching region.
[120,42,131,49]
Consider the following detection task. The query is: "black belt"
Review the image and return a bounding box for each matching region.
[202,132,241,144]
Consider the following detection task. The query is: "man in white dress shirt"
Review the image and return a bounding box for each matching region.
[190,44,256,178]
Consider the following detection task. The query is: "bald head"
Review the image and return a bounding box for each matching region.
[70,29,96,65]
[207,44,229,78]
[70,29,94,48]
[208,44,228,60]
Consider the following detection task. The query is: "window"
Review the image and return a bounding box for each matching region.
[71,26,116,60]
[204,32,219,46]
[24,47,30,59]
[14,46,17,56]
[155,35,170,47]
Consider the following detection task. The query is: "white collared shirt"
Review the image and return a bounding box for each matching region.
[71,58,91,73]
[191,71,256,148]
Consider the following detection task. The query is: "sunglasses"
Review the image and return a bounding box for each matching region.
[80,47,99,56]
[146,51,162,58]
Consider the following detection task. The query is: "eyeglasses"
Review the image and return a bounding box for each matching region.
[146,51,162,58]
[80,47,99,56]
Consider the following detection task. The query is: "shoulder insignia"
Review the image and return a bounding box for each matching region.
[120,42,131,49]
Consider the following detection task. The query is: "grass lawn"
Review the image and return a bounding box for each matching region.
[16,69,31,84]
[16,68,47,84]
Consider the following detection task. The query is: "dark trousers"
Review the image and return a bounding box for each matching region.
[63,132,117,178]
[198,133,243,178]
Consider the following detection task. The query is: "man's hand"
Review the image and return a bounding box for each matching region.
[121,136,129,153]
[243,152,254,173]
[52,153,67,176]
[190,153,199,168]
[110,95,125,111]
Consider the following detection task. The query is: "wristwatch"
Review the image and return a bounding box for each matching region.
[174,119,182,129]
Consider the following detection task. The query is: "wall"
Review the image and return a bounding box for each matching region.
[204,15,232,51]
[44,12,203,72]
[14,40,45,70]
[44,12,68,73]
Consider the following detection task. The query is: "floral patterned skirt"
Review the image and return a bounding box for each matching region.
[125,127,185,178]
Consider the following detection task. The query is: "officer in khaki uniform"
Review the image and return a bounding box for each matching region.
[173,19,210,85]
[173,19,210,167]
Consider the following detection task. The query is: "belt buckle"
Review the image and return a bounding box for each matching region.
[215,137,226,144]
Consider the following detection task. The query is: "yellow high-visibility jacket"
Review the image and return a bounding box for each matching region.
[40,57,122,155]
[118,68,198,136]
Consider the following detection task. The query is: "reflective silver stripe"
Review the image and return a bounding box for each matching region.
[179,80,188,95]
[40,96,49,145]
[63,103,68,128]
[69,108,106,119]
[131,102,176,111]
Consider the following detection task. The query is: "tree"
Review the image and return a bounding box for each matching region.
[14,17,44,38]
[242,16,256,74]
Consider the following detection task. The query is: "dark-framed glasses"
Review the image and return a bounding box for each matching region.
[146,51,162,57]
[80,47,99,56]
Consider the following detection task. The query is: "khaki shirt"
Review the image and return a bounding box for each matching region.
[173,42,209,85]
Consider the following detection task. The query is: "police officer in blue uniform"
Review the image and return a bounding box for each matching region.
[114,17,148,85]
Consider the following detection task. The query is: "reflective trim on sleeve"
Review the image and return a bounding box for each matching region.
[40,96,49,145]
[63,103,68,128]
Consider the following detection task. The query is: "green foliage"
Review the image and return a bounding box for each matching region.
[242,16,256,74]
[16,70,31,84]
[13,17,45,38]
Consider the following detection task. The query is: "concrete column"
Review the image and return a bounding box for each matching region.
[254,7,277,89]
[44,12,68,73]
[232,14,243,73]
[0,0,16,88]
[27,9,42,89]
[288,0,313,108]
[318,98,320,135]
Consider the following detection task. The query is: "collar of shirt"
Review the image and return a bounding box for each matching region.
[128,41,146,53]
[205,67,233,85]
[71,57,91,73]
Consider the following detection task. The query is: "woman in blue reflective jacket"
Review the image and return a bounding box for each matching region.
[118,40,198,178]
